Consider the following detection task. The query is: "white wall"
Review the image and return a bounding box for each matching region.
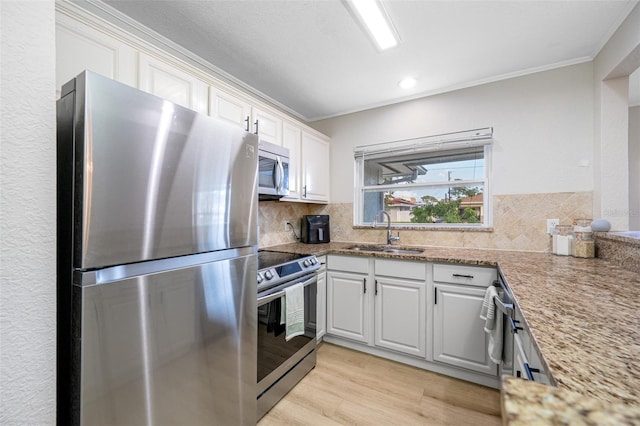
[630,105,640,230]
[313,63,594,203]
[0,1,57,424]
[593,2,640,230]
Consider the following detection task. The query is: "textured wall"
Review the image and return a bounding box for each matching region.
[0,1,57,424]
[259,201,312,247]
[259,192,593,253]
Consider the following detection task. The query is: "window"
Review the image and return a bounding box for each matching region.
[354,128,493,228]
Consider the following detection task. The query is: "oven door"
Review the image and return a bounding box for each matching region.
[257,274,316,396]
[258,150,289,199]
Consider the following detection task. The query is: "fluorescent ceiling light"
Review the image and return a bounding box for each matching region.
[346,0,399,51]
[399,77,416,89]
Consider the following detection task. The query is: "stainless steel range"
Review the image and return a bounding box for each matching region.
[257,251,320,419]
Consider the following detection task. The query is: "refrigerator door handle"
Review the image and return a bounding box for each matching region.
[79,246,257,286]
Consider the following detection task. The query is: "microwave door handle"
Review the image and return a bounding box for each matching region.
[271,156,279,191]
[275,156,284,193]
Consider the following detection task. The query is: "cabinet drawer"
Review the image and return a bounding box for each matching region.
[433,263,497,287]
[327,255,369,274]
[375,259,426,281]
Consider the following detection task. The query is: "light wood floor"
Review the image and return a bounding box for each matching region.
[258,343,502,426]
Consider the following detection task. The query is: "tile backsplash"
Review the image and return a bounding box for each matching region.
[259,191,593,252]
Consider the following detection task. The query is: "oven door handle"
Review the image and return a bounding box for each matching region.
[257,275,316,305]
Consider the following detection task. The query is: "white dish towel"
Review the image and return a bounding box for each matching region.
[480,286,503,364]
[284,283,305,341]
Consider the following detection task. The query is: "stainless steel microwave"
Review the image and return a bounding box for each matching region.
[258,140,290,200]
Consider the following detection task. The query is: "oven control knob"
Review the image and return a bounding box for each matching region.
[264,271,273,280]
[310,258,317,265]
[257,274,263,283]
[303,259,311,267]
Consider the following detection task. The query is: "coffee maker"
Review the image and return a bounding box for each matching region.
[301,215,330,244]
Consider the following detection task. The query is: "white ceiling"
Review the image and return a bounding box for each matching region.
[96,0,638,121]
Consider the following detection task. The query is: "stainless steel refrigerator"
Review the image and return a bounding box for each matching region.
[56,71,258,425]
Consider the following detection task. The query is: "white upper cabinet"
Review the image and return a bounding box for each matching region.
[282,122,302,200]
[209,87,252,130]
[55,12,137,96]
[301,132,330,203]
[138,53,208,115]
[282,126,330,203]
[56,2,330,204]
[209,86,285,146]
[252,108,282,145]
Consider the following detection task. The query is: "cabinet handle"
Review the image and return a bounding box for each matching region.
[245,116,250,132]
[375,280,378,295]
[453,273,474,279]
[524,363,539,381]
[510,318,523,334]
[363,278,367,294]
[303,185,307,198]
[254,119,259,135]
[434,287,437,304]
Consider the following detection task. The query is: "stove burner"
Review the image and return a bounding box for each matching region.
[258,251,305,270]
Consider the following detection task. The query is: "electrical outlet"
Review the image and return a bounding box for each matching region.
[283,220,290,231]
[547,218,560,234]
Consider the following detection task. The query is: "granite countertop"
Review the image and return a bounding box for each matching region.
[502,377,640,425]
[262,241,640,420]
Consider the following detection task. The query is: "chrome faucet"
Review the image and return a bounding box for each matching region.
[373,210,400,245]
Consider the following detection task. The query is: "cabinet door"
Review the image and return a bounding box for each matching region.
[56,13,137,97]
[374,277,425,357]
[316,269,327,341]
[253,107,282,145]
[326,271,369,343]
[282,122,302,200]
[301,132,330,202]
[138,52,208,114]
[433,284,497,375]
[209,87,251,129]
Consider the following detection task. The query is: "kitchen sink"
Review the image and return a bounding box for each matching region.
[347,246,424,255]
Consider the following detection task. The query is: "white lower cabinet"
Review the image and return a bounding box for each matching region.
[432,263,497,376]
[374,276,425,357]
[324,256,501,386]
[326,269,370,344]
[326,256,426,358]
[316,256,327,341]
[432,283,496,374]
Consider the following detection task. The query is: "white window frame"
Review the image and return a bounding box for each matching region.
[353,128,493,229]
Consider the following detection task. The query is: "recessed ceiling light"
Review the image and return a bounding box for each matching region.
[399,77,416,89]
[345,0,399,51]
